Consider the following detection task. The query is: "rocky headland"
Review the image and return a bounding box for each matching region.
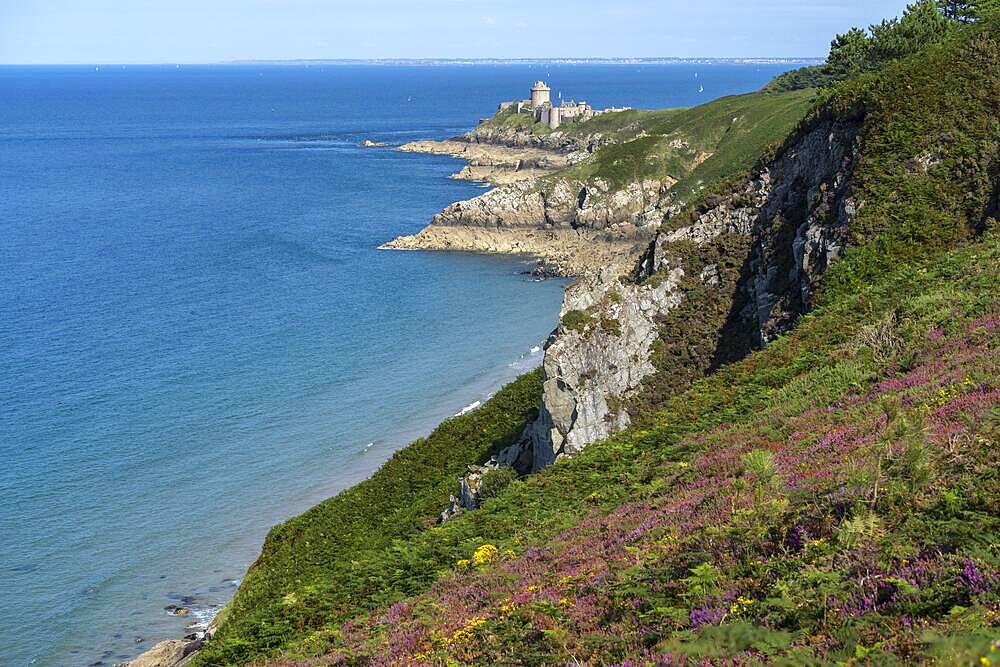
[385,88,817,277]
[496,109,864,472]
[396,139,575,185]
[385,147,677,275]
[387,86,848,496]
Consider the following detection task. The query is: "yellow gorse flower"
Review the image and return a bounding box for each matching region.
[472,543,500,566]
[448,616,487,644]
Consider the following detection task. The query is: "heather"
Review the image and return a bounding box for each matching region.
[261,231,1000,666]
[192,9,1000,666]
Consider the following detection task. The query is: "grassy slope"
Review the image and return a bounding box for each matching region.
[478,106,685,143]
[546,89,816,196]
[191,372,542,664]
[481,91,815,201]
[198,19,1000,666]
[282,231,1000,666]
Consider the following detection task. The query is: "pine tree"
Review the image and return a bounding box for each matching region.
[869,0,953,63]
[826,28,873,79]
[937,0,1000,21]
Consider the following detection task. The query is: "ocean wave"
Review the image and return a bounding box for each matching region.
[455,400,481,416]
[186,604,224,631]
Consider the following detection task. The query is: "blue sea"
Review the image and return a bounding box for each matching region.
[0,62,798,666]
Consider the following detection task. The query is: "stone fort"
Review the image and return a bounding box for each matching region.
[498,81,631,130]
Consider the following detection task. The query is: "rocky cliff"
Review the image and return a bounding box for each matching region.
[396,140,575,185]
[384,174,674,274]
[385,90,816,275]
[499,106,865,471]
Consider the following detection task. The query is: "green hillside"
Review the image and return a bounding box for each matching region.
[268,228,1000,667]
[552,88,816,197]
[477,105,687,144]
[192,8,1000,666]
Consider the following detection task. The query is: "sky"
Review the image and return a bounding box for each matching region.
[0,0,913,64]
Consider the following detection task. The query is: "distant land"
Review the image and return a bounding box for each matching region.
[227,57,824,66]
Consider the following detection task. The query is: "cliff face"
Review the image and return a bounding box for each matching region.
[501,108,865,471]
[383,176,673,275]
[431,177,670,233]
[744,110,863,343]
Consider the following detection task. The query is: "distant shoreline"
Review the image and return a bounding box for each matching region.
[229,57,824,66]
[2,58,824,68]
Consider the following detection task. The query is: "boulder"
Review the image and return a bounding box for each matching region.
[121,639,194,667]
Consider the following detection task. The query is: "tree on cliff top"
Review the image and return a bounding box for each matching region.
[937,0,1000,21]
[768,0,987,91]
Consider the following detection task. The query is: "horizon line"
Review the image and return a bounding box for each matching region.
[0,56,825,67]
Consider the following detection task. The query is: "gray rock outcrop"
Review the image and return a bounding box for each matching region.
[503,108,865,470]
[429,176,670,235]
[118,638,200,667]
[384,175,674,275]
[439,459,519,523]
[520,264,687,470]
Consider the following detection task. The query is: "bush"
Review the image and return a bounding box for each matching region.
[561,309,593,333]
[478,466,517,502]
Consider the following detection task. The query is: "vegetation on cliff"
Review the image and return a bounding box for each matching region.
[193,7,1000,665]
[766,0,997,92]
[551,88,815,198]
[264,233,1000,666]
[191,372,542,665]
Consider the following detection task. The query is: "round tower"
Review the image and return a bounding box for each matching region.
[530,81,551,108]
[547,106,561,130]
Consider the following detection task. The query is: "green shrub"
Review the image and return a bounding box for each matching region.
[478,466,518,501]
[561,309,593,333]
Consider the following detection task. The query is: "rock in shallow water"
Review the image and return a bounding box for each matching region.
[116,638,197,667]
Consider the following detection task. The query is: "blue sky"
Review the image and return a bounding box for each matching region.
[0,1,912,64]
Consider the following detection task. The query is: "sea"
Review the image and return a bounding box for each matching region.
[0,61,800,666]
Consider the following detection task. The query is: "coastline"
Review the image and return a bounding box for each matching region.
[9,63,812,667]
[121,102,612,666]
[381,225,645,278]
[119,332,555,666]
[100,87,643,667]
[395,139,570,185]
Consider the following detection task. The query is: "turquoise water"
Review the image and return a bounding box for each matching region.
[0,63,796,666]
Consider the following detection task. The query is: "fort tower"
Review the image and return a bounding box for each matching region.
[530,81,551,108]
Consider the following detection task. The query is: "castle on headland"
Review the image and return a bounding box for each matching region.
[498,81,631,130]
